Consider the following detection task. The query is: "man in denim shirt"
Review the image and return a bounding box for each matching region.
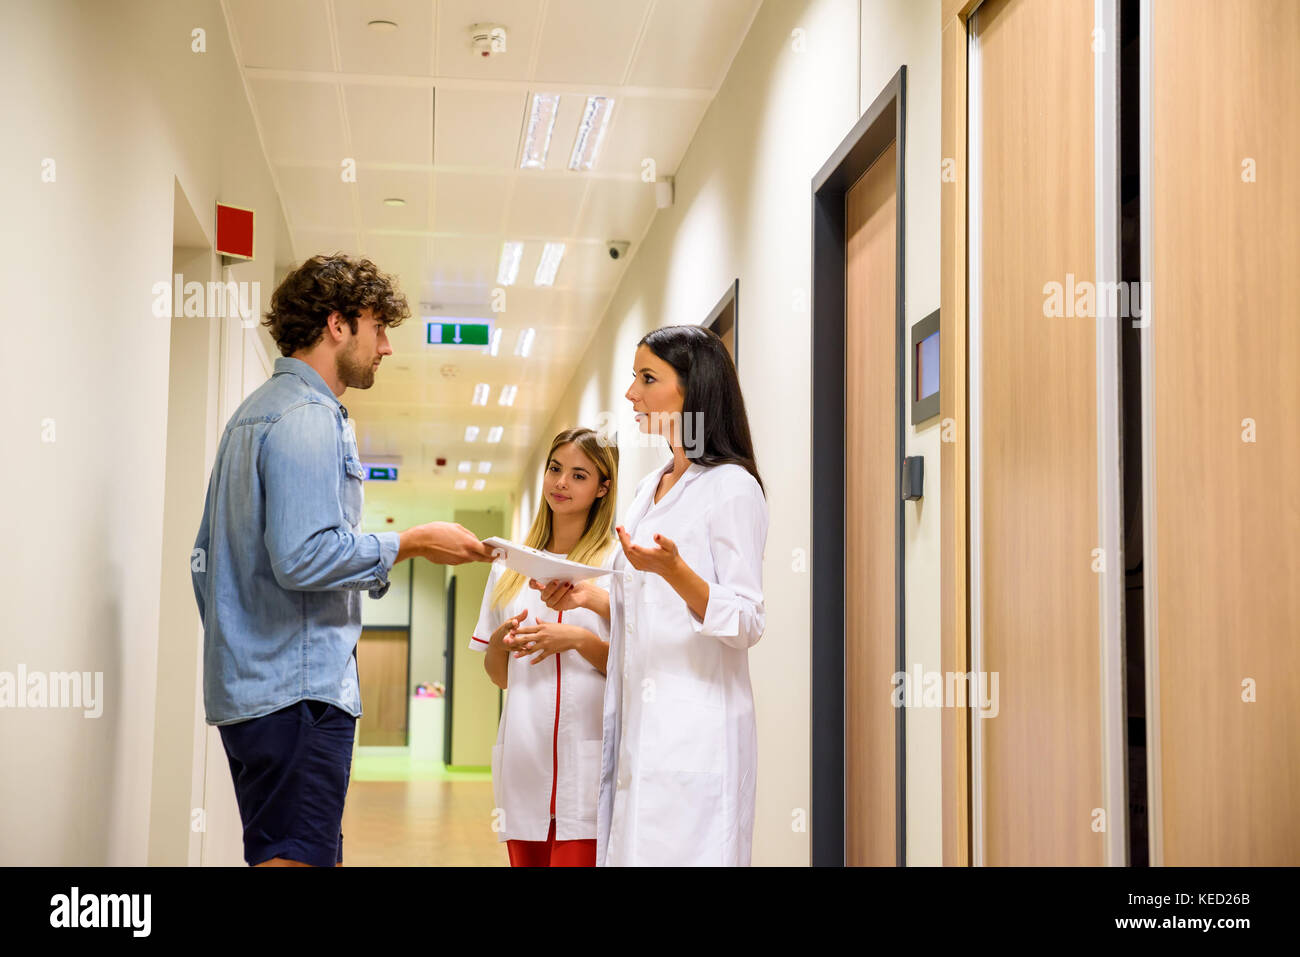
[192,254,494,867]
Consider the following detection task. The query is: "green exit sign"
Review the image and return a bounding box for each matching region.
[365,466,398,481]
[427,320,491,346]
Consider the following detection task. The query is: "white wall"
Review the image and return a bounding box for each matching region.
[0,0,292,865]
[860,0,944,867]
[513,0,944,865]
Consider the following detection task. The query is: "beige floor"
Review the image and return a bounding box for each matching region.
[341,779,509,867]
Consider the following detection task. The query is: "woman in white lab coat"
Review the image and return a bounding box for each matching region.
[469,428,618,866]
[542,325,768,866]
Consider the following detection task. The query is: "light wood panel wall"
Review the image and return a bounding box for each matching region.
[974,0,1103,865]
[844,142,899,866]
[1150,0,1300,865]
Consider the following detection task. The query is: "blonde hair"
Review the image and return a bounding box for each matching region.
[490,428,619,610]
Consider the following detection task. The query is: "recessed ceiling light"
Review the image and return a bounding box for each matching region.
[472,478,486,491]
[534,243,565,286]
[478,461,492,474]
[458,460,472,473]
[454,478,467,490]
[570,96,615,171]
[487,426,504,443]
[489,327,502,357]
[368,19,398,32]
[383,197,406,207]
[520,93,560,169]
[514,327,536,358]
[465,426,480,442]
[497,241,523,286]
[472,383,490,406]
[497,384,518,407]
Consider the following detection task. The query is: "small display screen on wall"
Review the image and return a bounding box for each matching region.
[917,331,939,401]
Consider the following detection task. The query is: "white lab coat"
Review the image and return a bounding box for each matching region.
[596,460,768,866]
[470,549,615,842]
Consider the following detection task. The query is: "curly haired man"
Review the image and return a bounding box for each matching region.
[190,253,495,867]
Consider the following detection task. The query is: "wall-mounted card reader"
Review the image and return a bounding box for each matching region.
[901,455,924,500]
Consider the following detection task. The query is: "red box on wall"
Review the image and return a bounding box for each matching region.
[216,203,255,260]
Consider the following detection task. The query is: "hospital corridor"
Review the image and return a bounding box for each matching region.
[0,0,1296,920]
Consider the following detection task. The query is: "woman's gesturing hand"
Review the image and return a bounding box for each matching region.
[616,524,683,578]
[489,610,529,647]
[505,618,588,664]
[529,577,596,611]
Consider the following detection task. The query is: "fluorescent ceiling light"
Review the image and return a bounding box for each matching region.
[464,425,480,442]
[569,96,614,171]
[489,327,502,357]
[454,479,467,490]
[458,460,471,473]
[472,479,486,491]
[487,426,504,443]
[497,384,518,407]
[497,241,523,286]
[478,461,492,474]
[514,327,536,358]
[520,93,560,169]
[472,382,490,406]
[534,243,565,286]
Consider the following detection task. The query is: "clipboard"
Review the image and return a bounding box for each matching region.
[482,537,611,585]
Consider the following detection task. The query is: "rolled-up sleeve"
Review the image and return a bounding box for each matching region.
[191,473,213,625]
[261,402,400,594]
[687,481,768,649]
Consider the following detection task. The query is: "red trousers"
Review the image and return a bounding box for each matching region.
[506,818,596,867]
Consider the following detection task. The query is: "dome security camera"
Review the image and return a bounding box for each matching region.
[608,241,630,260]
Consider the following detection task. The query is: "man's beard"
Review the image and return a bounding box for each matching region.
[337,339,377,389]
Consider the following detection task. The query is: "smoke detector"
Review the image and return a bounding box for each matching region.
[440,364,459,378]
[470,23,507,58]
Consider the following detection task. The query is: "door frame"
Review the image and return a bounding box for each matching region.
[705,277,739,368]
[809,66,907,867]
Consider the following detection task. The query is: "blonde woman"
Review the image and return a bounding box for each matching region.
[469,428,618,866]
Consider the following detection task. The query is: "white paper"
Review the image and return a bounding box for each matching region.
[482,537,612,585]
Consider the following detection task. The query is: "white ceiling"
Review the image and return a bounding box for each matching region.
[222,0,760,520]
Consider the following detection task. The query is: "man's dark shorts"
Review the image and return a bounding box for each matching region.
[218,698,356,867]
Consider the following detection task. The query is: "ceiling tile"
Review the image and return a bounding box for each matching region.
[594,96,707,179]
[428,234,505,294]
[250,79,346,163]
[344,85,432,164]
[506,177,588,237]
[227,0,335,72]
[435,0,544,80]
[335,0,435,75]
[626,0,760,89]
[532,0,652,85]
[433,172,511,234]
[276,165,355,228]
[357,170,431,230]
[292,227,362,258]
[434,87,526,170]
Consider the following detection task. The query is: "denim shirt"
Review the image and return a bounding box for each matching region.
[192,356,400,725]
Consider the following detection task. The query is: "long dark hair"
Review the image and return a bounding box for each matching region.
[639,324,764,494]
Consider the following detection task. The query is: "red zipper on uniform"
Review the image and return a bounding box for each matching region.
[550,609,562,818]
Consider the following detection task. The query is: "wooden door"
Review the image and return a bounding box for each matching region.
[973,0,1103,865]
[1148,0,1300,864]
[844,141,898,866]
[357,628,410,747]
